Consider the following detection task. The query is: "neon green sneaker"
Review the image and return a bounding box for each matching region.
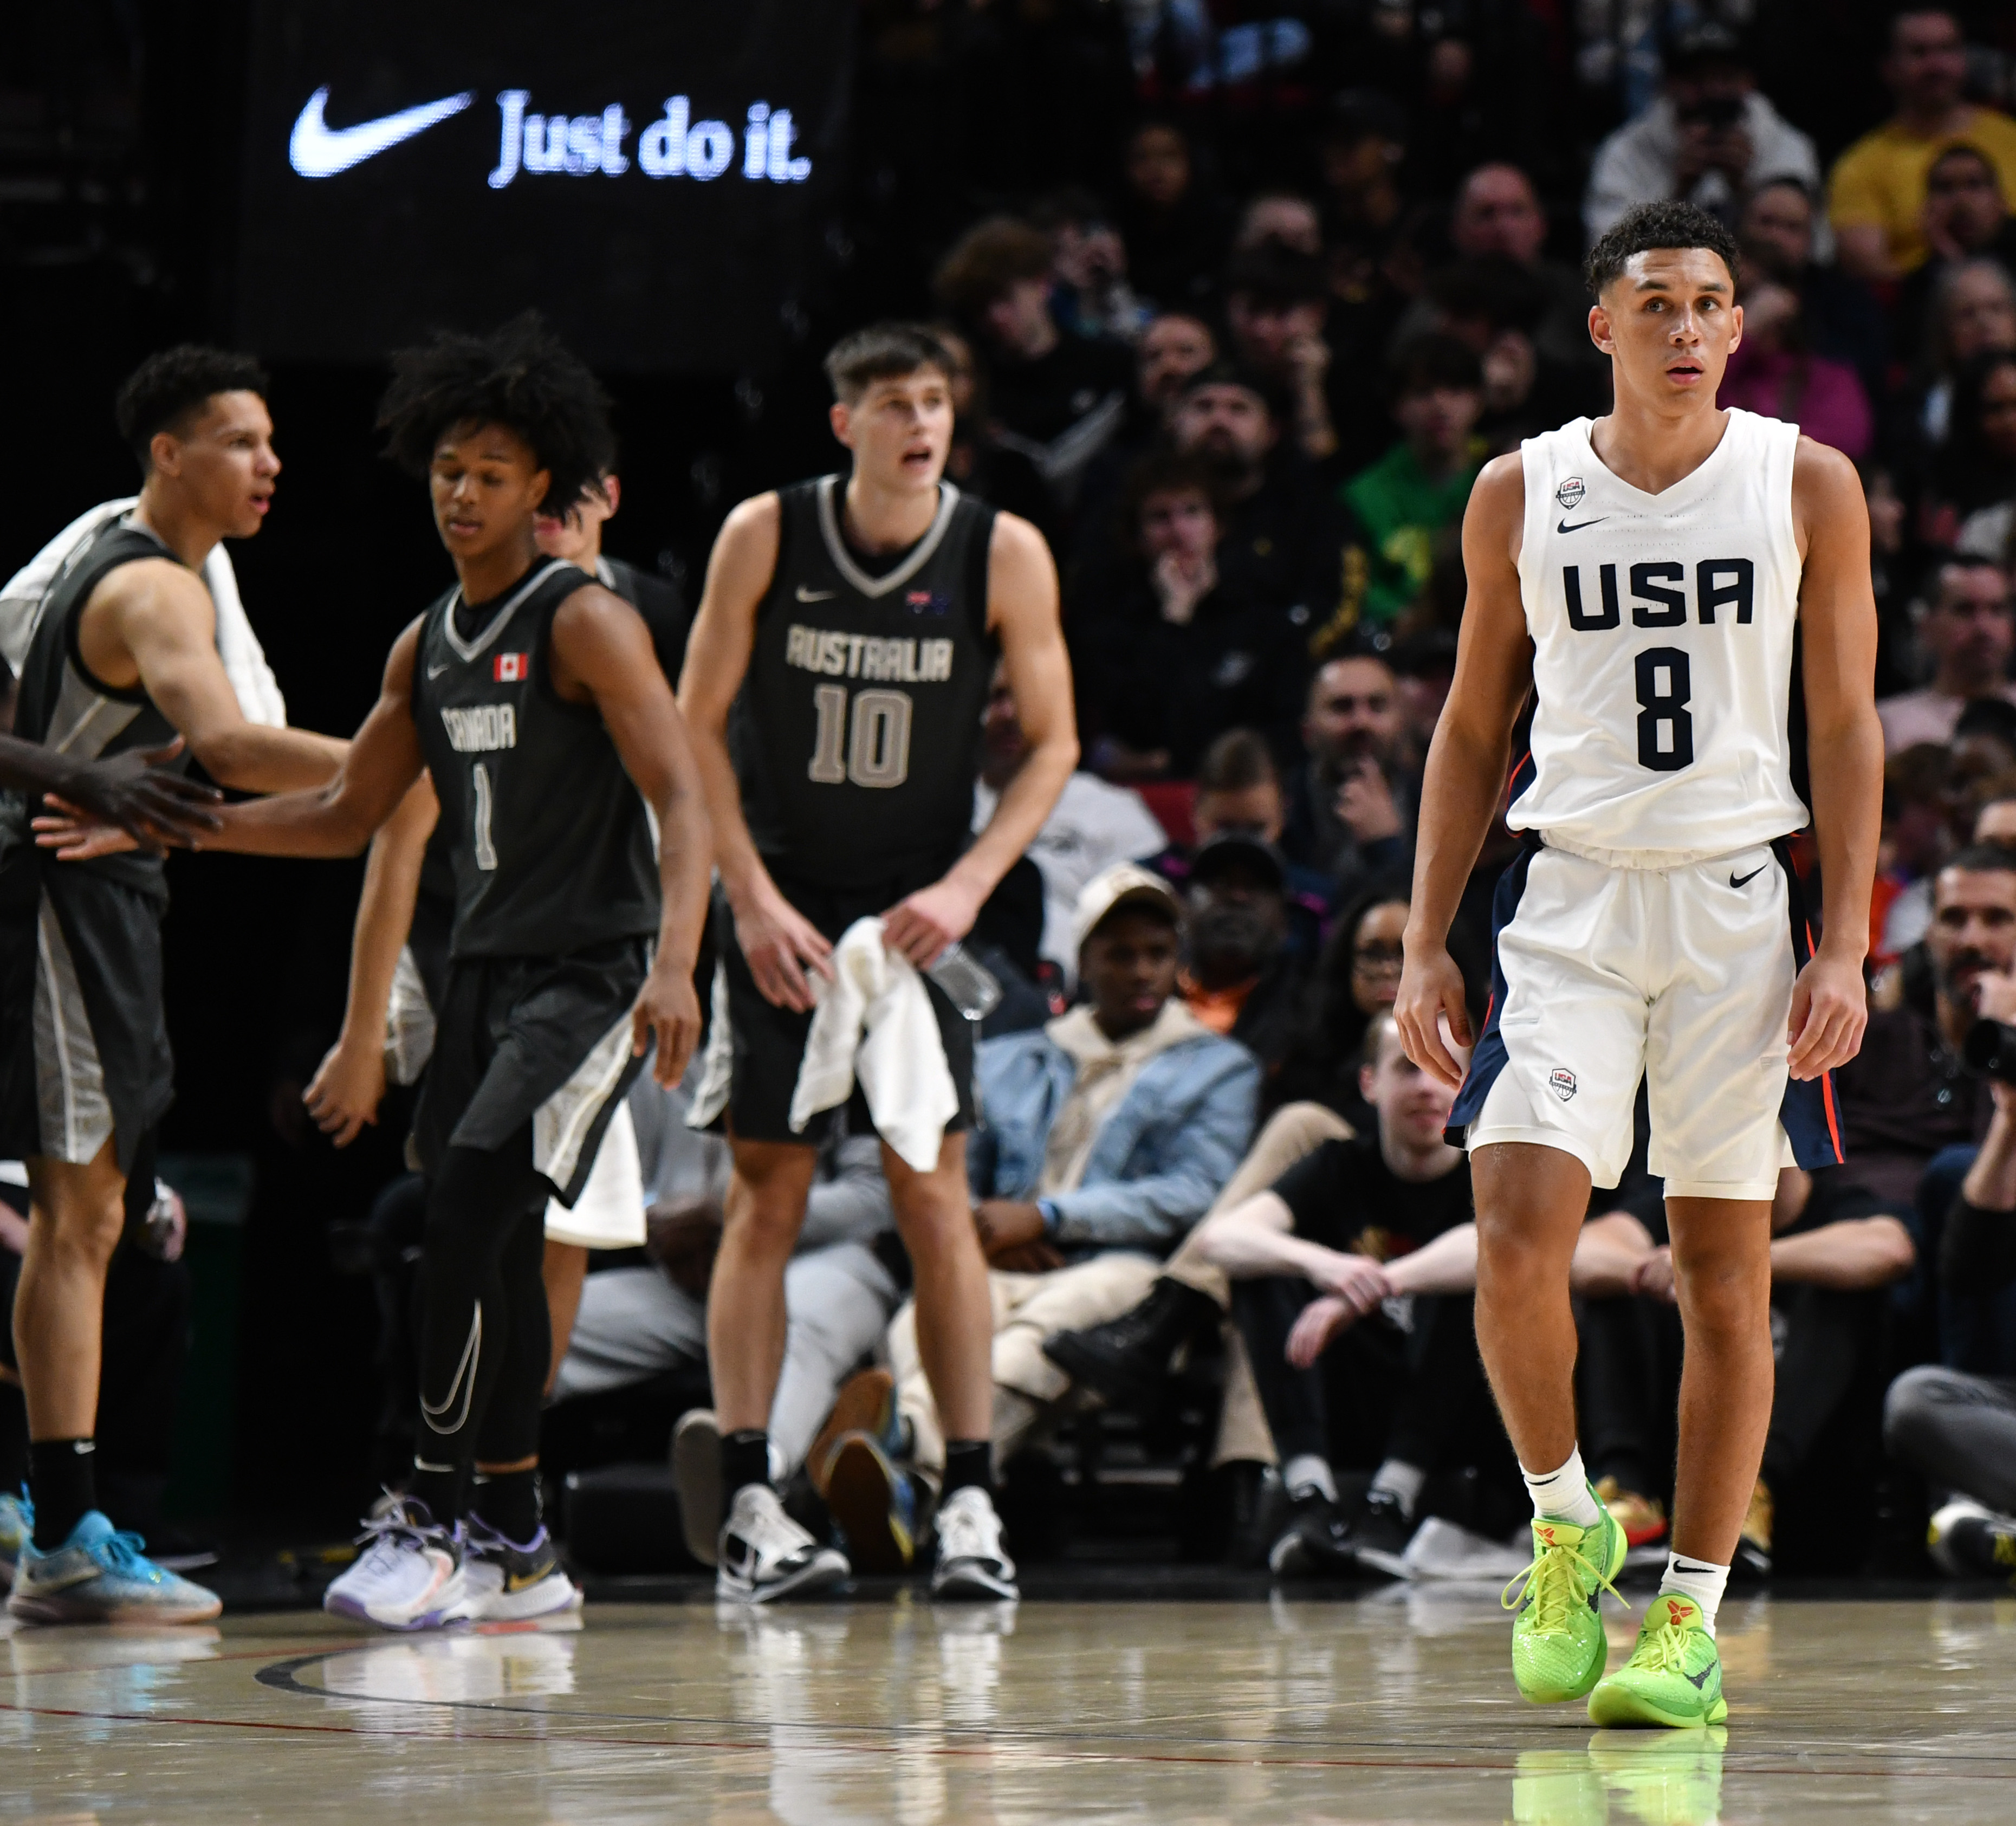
[1587,1594,1728,1728]
[1502,1491,1628,1705]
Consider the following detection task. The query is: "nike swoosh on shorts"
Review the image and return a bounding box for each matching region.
[290,87,475,179]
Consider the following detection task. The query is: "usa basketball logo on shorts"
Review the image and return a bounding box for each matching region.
[1554,477,1585,510]
[494,652,527,682]
[1549,1067,1577,1102]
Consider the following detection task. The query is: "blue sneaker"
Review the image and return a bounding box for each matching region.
[7,1510,222,1624]
[0,1491,28,1588]
[824,1429,917,1572]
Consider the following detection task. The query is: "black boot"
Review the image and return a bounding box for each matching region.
[1041,1277,1222,1407]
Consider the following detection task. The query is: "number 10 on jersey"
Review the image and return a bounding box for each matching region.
[808,684,913,788]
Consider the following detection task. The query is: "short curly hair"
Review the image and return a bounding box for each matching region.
[114,345,269,470]
[377,313,614,517]
[1584,200,1741,298]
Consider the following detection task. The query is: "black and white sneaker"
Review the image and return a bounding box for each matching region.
[930,1487,1019,1601]
[453,1518,582,1622]
[1929,1498,2016,1579]
[1339,1488,1416,1579]
[1267,1489,1357,1577]
[716,1485,850,1603]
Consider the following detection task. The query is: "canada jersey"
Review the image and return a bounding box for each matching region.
[1511,410,1808,860]
[730,475,997,892]
[412,559,659,960]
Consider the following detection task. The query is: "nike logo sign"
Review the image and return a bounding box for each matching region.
[1684,1665,1716,1689]
[289,86,475,179]
[427,662,452,679]
[795,585,837,603]
[1557,517,1609,534]
[1730,865,1768,889]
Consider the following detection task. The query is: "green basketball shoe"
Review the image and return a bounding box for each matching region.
[1502,1491,1628,1705]
[1587,1593,1727,1728]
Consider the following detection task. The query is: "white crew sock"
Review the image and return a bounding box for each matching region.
[1658,1553,1729,1636]
[1282,1454,1337,1503]
[1521,1446,1602,1529]
[1369,1459,1426,1518]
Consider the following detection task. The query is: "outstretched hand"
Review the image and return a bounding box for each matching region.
[303,1031,387,1148]
[53,739,221,854]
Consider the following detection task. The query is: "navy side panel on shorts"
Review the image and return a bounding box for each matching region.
[1773,836,1846,1169]
[1445,833,1542,1147]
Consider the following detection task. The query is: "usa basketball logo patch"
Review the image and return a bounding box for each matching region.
[1554,477,1586,510]
[1549,1067,1577,1102]
[494,652,527,682]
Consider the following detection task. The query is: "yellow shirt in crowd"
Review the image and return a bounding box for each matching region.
[1827,107,2016,273]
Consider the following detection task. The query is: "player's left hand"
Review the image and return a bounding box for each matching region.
[1787,948,1868,1081]
[303,1029,387,1147]
[974,1197,1047,1262]
[1286,1294,1354,1368]
[632,957,704,1087]
[884,877,983,970]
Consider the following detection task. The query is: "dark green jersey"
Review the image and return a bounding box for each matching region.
[0,518,190,900]
[411,559,659,960]
[729,475,997,894]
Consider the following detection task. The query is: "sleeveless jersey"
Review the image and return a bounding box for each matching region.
[411,558,659,960]
[0,517,191,899]
[1510,410,1809,860]
[730,475,998,892]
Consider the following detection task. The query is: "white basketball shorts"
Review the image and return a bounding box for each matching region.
[1445,837,1844,1201]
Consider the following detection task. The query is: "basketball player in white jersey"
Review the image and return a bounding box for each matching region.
[1395,202,1879,1727]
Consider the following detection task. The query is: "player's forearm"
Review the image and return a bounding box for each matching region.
[1962,1102,2016,1212]
[337,781,433,1041]
[188,724,348,794]
[1192,1194,1321,1281]
[650,774,714,974]
[1405,716,1509,949]
[1769,1217,1914,1290]
[1384,1223,1478,1296]
[1805,709,1882,961]
[0,735,82,801]
[202,769,406,859]
[1570,1213,1657,1297]
[949,726,1077,901]
[686,722,775,910]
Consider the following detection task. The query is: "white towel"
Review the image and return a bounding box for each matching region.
[788,917,959,1172]
[0,497,288,727]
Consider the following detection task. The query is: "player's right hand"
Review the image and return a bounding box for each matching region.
[57,740,223,854]
[303,1031,387,1148]
[1286,1294,1354,1369]
[1395,942,1473,1089]
[734,886,833,1012]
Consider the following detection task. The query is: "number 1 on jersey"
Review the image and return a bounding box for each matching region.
[471,760,499,869]
[808,684,912,789]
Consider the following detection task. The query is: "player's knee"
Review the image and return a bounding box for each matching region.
[721,1189,805,1261]
[40,1188,126,1268]
[1881,1364,1949,1459]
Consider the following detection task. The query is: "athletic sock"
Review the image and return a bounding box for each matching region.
[470,1468,542,1545]
[411,1461,466,1530]
[28,1439,96,1549]
[1522,1445,1602,1529]
[721,1429,772,1504]
[1659,1553,1730,1635]
[1282,1453,1338,1503]
[1369,1459,1426,1519]
[941,1439,993,1499]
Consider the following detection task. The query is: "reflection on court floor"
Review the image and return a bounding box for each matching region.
[1,1595,2012,1821]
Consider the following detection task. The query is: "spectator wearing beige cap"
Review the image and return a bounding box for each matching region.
[818,863,1259,1569]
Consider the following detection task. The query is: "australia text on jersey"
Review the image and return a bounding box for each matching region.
[785,625,955,683]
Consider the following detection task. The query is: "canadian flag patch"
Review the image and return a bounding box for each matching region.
[493,652,528,682]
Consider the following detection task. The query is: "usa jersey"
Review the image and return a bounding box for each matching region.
[1510,410,1808,860]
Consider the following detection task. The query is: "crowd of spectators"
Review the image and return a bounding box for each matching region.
[511,3,2016,1584]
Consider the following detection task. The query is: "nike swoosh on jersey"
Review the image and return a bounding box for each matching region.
[1557,516,1610,533]
[289,87,475,179]
[795,585,837,603]
[1729,865,1768,889]
[426,662,453,679]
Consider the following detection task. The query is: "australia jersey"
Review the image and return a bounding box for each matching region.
[731,475,998,892]
[0,517,191,899]
[411,559,659,960]
[1510,410,1809,860]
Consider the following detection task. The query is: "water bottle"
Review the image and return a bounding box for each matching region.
[926,942,1002,1021]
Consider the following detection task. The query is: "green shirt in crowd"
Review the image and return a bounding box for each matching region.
[1341,441,1483,626]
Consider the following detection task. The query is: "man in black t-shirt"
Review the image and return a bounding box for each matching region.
[1577,1163,1915,1574]
[1190,1012,1506,1576]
